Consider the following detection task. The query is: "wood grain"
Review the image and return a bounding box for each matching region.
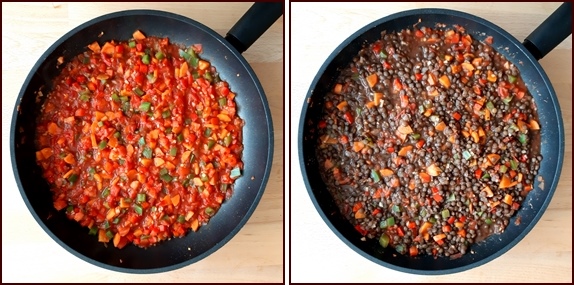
[290,2,571,283]
[1,2,283,283]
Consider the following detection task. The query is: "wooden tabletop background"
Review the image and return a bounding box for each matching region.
[291,2,571,283]
[1,2,283,283]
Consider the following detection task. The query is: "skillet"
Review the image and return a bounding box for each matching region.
[299,3,569,274]
[11,3,282,273]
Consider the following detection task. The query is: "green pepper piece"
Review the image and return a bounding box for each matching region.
[379,233,390,248]
[139,102,151,112]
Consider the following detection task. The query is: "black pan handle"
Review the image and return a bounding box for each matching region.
[522,2,572,60]
[225,2,283,54]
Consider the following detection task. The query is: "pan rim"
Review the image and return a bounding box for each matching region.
[298,7,564,275]
[10,9,274,274]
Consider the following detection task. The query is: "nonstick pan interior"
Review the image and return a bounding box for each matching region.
[299,8,564,274]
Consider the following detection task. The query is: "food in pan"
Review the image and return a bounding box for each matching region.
[35,30,244,248]
[316,25,541,258]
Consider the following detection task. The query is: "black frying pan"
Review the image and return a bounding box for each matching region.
[299,3,569,274]
[10,3,282,273]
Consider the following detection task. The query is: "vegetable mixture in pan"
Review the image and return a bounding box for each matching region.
[316,25,541,258]
[35,30,244,248]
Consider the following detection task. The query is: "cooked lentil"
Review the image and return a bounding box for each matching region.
[315,25,541,258]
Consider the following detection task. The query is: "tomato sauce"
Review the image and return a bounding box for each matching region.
[35,30,243,248]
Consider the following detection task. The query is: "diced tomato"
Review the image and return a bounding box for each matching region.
[343,111,354,124]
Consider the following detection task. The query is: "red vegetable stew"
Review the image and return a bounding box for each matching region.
[35,30,244,248]
[316,25,541,258]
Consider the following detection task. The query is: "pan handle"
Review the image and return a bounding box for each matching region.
[225,2,283,54]
[522,2,572,60]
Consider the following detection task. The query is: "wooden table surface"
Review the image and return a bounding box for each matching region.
[1,2,283,283]
[291,2,571,283]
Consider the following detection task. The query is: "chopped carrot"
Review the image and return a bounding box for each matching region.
[336,101,348,111]
[62,169,74,179]
[499,174,518,189]
[333,83,343,94]
[419,221,433,234]
[472,57,483,67]
[373,188,382,199]
[471,131,479,143]
[509,170,517,179]
[87,41,101,53]
[438,75,451,88]
[140,158,152,167]
[132,30,146,40]
[426,163,441,176]
[486,153,501,165]
[352,141,365,152]
[108,135,118,148]
[478,127,485,137]
[487,70,497,82]
[40,147,53,160]
[35,151,44,161]
[198,60,210,71]
[490,200,501,209]
[113,232,121,247]
[397,125,413,134]
[451,64,461,74]
[419,172,431,183]
[461,62,474,72]
[481,186,494,197]
[355,208,366,219]
[190,219,199,232]
[390,177,400,188]
[47,122,60,134]
[179,62,189,78]
[98,229,110,243]
[517,172,523,182]
[53,199,67,211]
[101,42,115,55]
[433,233,446,241]
[63,153,76,164]
[171,194,180,207]
[409,246,418,257]
[154,157,165,167]
[379,168,394,177]
[529,119,540,130]
[503,194,513,205]
[435,121,446,132]
[366,73,378,88]
[398,145,413,157]
[408,179,416,190]
[454,221,464,229]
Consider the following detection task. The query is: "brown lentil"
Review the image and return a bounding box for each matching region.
[315,25,541,258]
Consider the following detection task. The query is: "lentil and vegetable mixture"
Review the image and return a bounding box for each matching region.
[35,30,243,248]
[316,25,541,258]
